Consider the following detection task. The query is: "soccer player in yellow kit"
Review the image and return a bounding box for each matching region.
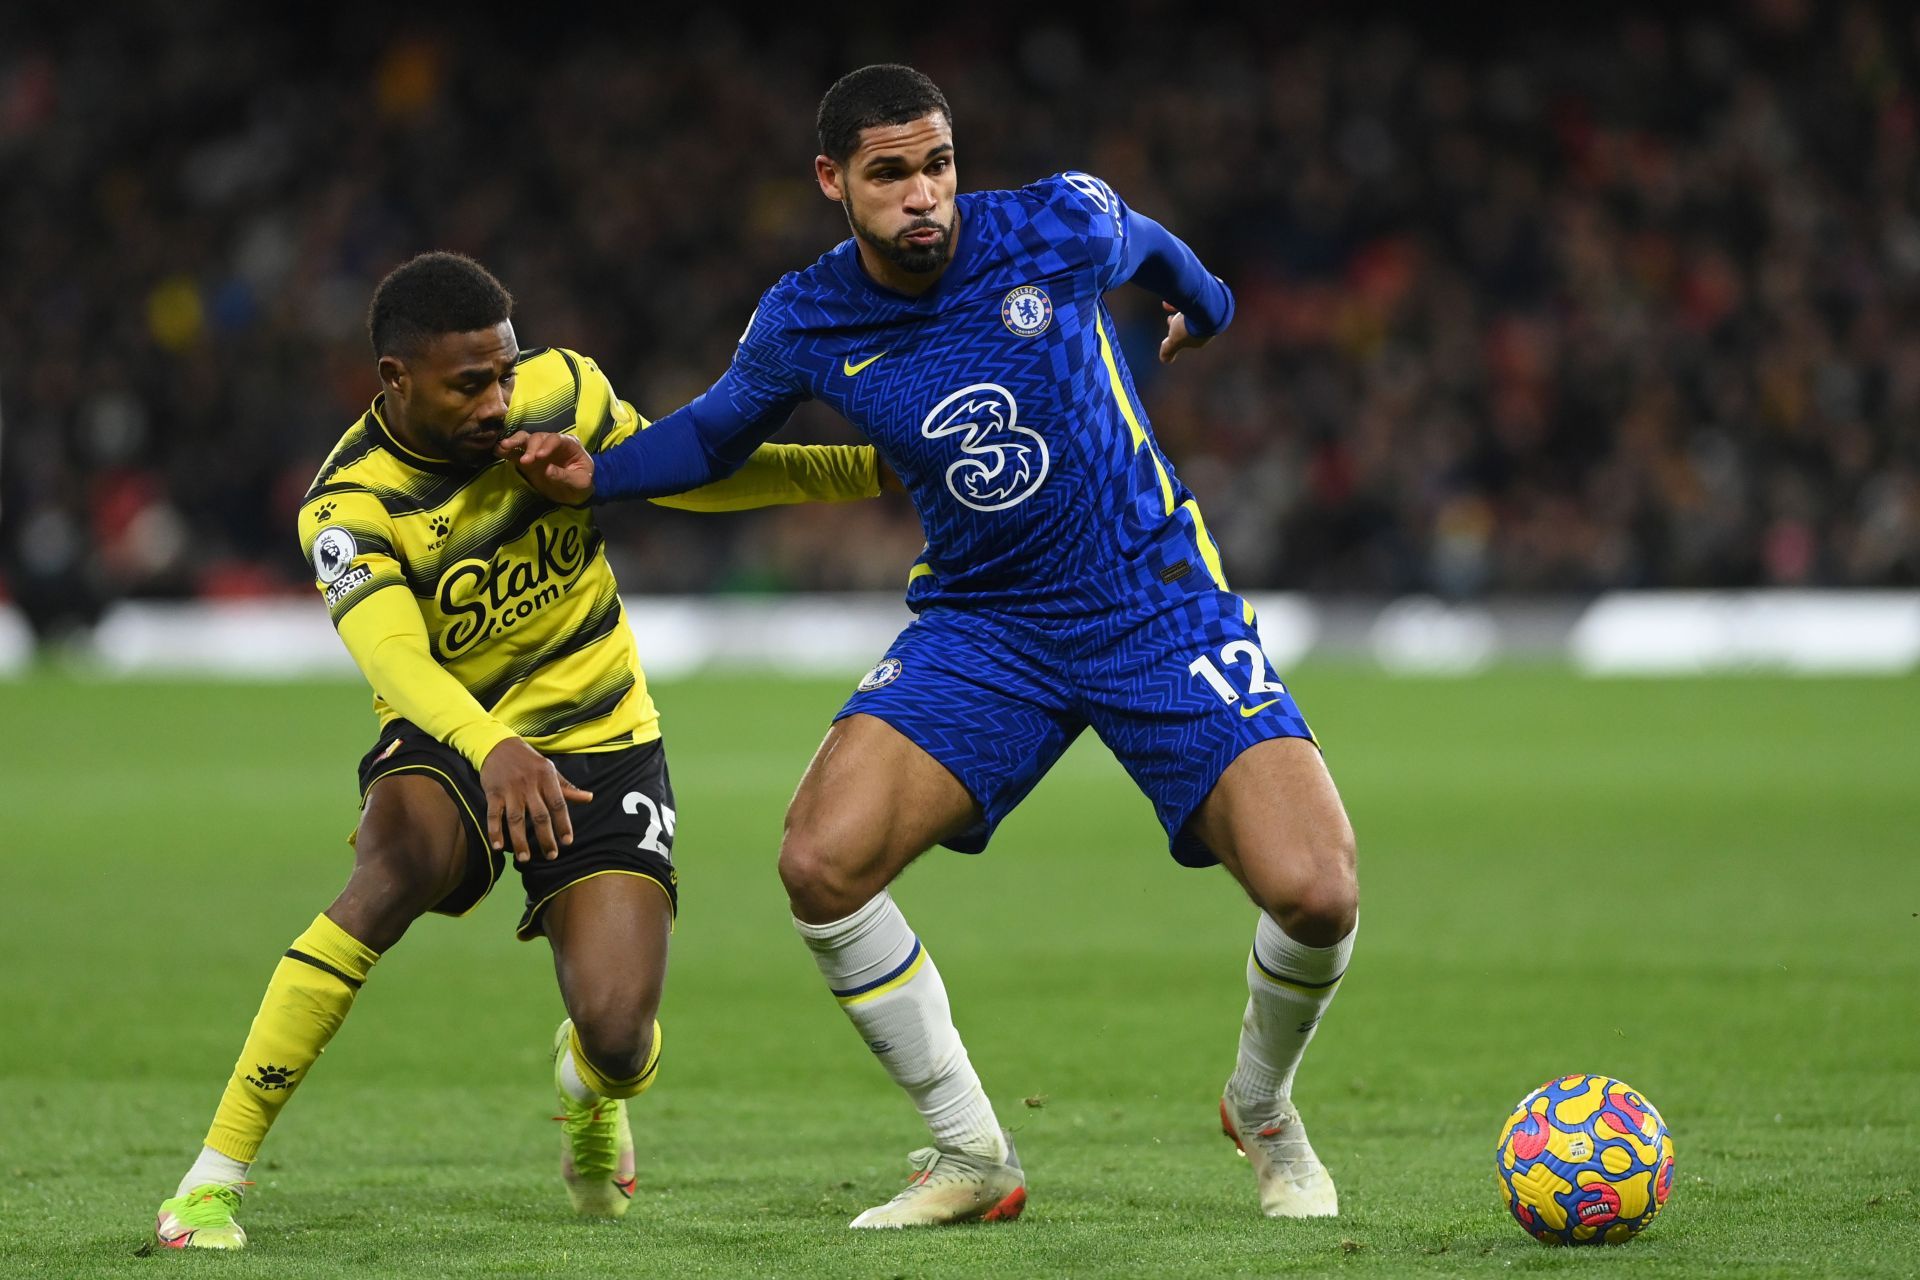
[153,252,883,1249]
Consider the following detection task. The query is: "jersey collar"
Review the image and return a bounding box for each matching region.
[365,395,469,476]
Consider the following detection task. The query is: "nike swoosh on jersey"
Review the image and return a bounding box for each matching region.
[842,351,887,376]
[1239,698,1284,718]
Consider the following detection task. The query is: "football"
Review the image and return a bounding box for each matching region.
[1495,1074,1674,1245]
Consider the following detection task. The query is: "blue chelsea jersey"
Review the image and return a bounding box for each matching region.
[725,173,1212,615]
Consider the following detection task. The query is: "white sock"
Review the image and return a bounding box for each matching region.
[794,893,1005,1161]
[177,1146,250,1197]
[1228,912,1356,1108]
[558,1043,597,1104]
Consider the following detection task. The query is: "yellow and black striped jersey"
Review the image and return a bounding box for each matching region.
[298,346,877,766]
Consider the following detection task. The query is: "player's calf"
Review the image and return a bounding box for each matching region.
[153,775,466,1247]
[542,872,672,1218]
[1218,908,1356,1218]
[793,892,1009,1174]
[1190,742,1360,1217]
[551,1019,650,1218]
[154,914,383,1251]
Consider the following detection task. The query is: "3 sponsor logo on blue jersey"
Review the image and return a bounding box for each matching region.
[921,383,1050,512]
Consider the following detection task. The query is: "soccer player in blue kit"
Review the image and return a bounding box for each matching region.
[506,65,1359,1228]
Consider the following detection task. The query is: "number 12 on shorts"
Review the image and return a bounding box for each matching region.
[1188,640,1286,708]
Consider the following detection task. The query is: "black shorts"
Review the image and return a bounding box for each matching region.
[356,720,679,940]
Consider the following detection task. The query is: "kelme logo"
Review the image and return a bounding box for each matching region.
[246,1063,299,1091]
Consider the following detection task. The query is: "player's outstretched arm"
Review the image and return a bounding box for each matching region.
[505,436,885,511]
[650,444,883,511]
[504,368,800,506]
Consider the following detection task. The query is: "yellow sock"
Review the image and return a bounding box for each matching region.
[569,1020,662,1100]
[203,914,380,1161]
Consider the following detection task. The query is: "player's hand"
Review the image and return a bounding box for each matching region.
[1159,301,1214,364]
[480,738,593,863]
[499,430,595,505]
[877,459,906,495]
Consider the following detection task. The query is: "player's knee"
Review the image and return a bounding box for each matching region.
[1259,834,1358,946]
[1274,882,1357,947]
[778,828,878,922]
[571,999,656,1084]
[331,821,458,949]
[353,827,452,907]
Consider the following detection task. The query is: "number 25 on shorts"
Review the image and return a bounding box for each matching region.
[1188,641,1286,714]
[623,791,676,858]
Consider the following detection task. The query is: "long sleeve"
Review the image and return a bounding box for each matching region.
[650,443,880,512]
[334,584,517,771]
[592,294,812,503]
[1118,209,1236,337]
[1042,171,1236,337]
[299,484,514,770]
[593,375,799,501]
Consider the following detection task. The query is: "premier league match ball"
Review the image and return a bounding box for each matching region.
[1494,1073,1674,1245]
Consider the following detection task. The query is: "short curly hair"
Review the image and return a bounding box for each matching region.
[367,251,513,357]
[816,64,952,164]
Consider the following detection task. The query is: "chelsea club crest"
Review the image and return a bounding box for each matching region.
[1001,285,1052,338]
[857,657,903,691]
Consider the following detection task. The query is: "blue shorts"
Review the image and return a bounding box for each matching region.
[835,586,1316,867]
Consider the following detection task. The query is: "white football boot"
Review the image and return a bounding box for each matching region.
[1220,1090,1339,1217]
[849,1130,1026,1228]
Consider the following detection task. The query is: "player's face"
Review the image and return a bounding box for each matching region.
[380,322,520,468]
[820,112,957,276]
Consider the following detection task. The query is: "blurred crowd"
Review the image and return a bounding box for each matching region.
[3,2,1917,638]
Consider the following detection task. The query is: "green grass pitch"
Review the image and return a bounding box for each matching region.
[1,668,1915,1277]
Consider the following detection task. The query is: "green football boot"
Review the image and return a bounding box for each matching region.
[154,1182,248,1250]
[551,1018,636,1217]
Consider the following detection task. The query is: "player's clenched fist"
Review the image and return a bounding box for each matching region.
[500,430,595,505]
[481,737,593,862]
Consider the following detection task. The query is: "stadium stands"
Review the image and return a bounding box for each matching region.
[2,4,1915,643]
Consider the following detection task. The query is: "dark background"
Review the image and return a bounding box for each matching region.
[3,1,1916,638]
